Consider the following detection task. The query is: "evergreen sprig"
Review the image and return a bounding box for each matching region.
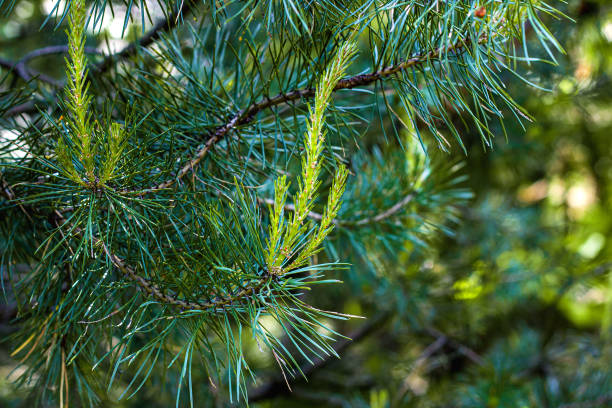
[266,41,355,275]
[57,0,94,183]
[56,0,129,188]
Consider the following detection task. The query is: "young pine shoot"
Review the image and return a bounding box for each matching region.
[265,41,356,275]
[56,0,127,188]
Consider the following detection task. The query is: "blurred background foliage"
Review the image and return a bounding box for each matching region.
[2,0,612,407]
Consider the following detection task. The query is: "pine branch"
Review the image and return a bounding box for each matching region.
[0,178,271,311]
[2,31,485,317]
[260,193,415,226]
[2,35,478,312]
[3,19,492,317]
[95,223,272,310]
[153,33,487,192]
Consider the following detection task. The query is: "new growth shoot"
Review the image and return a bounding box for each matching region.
[265,41,356,275]
[56,0,126,188]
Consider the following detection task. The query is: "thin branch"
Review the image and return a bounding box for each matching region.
[0,57,24,80]
[354,194,415,225]
[103,242,270,310]
[1,180,270,311]
[0,46,99,89]
[413,335,448,367]
[4,101,37,117]
[58,210,271,311]
[393,334,448,404]
[0,173,33,221]
[259,193,414,226]
[20,45,101,64]
[424,326,484,366]
[393,327,483,404]
[153,34,486,192]
[0,57,60,87]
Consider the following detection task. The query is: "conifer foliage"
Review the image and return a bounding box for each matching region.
[0,0,562,405]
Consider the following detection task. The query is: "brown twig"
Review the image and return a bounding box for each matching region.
[424,326,484,366]
[393,334,448,403]
[54,210,271,311]
[2,45,103,87]
[259,193,414,226]
[153,35,485,193]
[0,57,61,87]
[20,45,101,64]
[1,181,269,311]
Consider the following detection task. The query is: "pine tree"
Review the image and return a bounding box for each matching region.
[0,0,564,406]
